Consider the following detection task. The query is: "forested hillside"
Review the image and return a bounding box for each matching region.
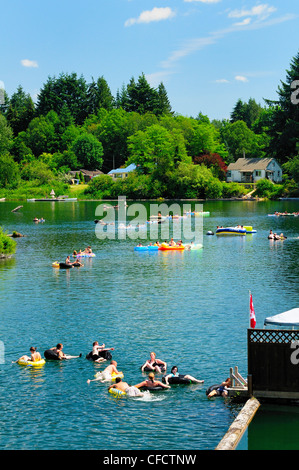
[0,52,298,200]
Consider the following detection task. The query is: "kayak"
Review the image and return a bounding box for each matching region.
[17,358,46,367]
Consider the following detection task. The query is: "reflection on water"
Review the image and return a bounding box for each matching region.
[0,199,298,450]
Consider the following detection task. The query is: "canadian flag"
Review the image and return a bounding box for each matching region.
[249,292,256,328]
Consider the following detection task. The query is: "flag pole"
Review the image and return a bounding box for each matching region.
[249,290,251,329]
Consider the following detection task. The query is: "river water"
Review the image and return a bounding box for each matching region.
[0,199,298,450]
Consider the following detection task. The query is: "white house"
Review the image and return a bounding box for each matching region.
[108,164,136,180]
[226,158,283,184]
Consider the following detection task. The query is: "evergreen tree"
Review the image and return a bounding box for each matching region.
[231,98,263,128]
[86,76,114,114]
[265,51,299,162]
[6,86,35,135]
[126,74,159,115]
[157,83,172,115]
[36,73,89,125]
[230,99,246,123]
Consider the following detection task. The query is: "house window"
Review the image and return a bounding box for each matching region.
[255,170,261,176]
[227,171,231,177]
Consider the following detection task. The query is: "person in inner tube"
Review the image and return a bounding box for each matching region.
[17,347,42,363]
[207,378,231,398]
[134,372,170,390]
[91,341,114,362]
[141,352,167,373]
[164,366,204,385]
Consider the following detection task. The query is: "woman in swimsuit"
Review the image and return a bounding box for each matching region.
[135,372,170,390]
[141,352,167,373]
[17,347,42,363]
[164,366,204,385]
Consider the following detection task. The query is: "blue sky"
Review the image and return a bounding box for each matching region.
[1,0,298,120]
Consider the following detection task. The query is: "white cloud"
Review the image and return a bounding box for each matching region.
[233,18,251,27]
[21,59,38,68]
[228,4,277,21]
[147,6,295,85]
[214,78,229,83]
[125,7,175,27]
[235,75,248,82]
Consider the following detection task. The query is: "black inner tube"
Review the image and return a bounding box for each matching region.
[139,386,165,391]
[162,375,191,385]
[44,349,61,360]
[205,384,222,396]
[59,263,73,269]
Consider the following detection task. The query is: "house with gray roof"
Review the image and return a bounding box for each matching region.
[226,158,282,184]
[108,163,137,179]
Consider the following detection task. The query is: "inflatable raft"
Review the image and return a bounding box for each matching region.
[75,253,95,257]
[193,211,210,217]
[134,245,159,251]
[159,243,185,251]
[17,358,46,367]
[243,226,257,234]
[216,227,246,236]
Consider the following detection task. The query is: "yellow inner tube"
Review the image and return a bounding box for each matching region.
[17,358,46,367]
[95,371,124,380]
[109,387,126,397]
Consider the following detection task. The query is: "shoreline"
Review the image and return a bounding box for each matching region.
[0,196,263,203]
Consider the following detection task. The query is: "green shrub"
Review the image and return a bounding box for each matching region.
[253,178,284,199]
[0,228,17,256]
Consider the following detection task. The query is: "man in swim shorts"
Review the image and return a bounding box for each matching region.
[109,377,144,397]
[90,341,114,362]
[88,360,122,383]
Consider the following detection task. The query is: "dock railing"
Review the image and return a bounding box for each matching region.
[229,366,247,389]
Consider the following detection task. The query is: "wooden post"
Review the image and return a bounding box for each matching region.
[215,396,260,450]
